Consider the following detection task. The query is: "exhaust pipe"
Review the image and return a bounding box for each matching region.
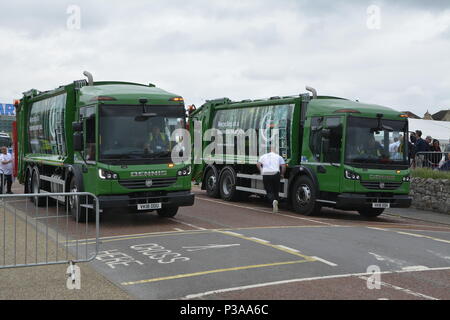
[306,86,317,99]
[83,71,94,86]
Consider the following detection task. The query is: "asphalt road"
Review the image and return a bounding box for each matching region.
[1,183,450,300]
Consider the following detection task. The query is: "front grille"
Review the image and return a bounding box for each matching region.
[361,181,402,191]
[119,177,177,189]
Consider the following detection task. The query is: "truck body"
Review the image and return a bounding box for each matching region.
[15,75,194,220]
[189,90,412,217]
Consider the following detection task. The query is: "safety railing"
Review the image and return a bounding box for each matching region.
[414,151,450,169]
[0,192,99,270]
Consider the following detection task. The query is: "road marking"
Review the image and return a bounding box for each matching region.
[196,196,334,226]
[395,231,450,244]
[275,245,300,253]
[222,231,243,237]
[426,250,450,261]
[121,259,311,286]
[401,266,429,272]
[215,230,315,261]
[169,218,207,230]
[358,276,438,300]
[182,244,241,252]
[249,237,270,243]
[311,256,338,267]
[183,266,450,300]
[174,228,184,232]
[367,227,388,231]
[368,252,408,267]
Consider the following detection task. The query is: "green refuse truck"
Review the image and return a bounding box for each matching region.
[14,72,194,221]
[189,87,412,217]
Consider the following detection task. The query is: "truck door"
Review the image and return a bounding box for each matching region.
[80,107,98,193]
[316,116,343,193]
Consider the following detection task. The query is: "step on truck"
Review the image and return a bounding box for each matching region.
[189,87,412,217]
[14,72,194,221]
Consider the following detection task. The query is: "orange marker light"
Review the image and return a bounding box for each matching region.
[168,163,175,168]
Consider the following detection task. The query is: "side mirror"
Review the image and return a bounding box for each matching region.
[72,122,83,132]
[73,132,84,151]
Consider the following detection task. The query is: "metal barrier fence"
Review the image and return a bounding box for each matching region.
[0,192,99,269]
[414,151,450,169]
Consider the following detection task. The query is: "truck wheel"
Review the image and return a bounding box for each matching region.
[157,207,179,218]
[291,176,322,216]
[358,208,384,218]
[24,166,33,194]
[69,178,87,222]
[204,167,220,198]
[219,166,241,201]
[31,170,46,207]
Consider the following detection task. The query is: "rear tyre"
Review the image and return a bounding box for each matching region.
[219,166,240,201]
[358,208,384,218]
[157,207,179,218]
[204,167,220,198]
[291,176,322,216]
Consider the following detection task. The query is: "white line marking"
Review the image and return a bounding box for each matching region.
[183,266,450,300]
[197,196,334,226]
[359,276,438,300]
[173,228,184,232]
[249,237,270,243]
[401,266,429,272]
[275,245,300,253]
[368,252,408,267]
[168,218,206,230]
[367,227,388,231]
[222,231,243,237]
[311,256,338,267]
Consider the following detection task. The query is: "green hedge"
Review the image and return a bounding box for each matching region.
[411,168,450,180]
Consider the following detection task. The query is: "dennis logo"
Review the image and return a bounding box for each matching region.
[145,179,153,187]
[131,170,167,177]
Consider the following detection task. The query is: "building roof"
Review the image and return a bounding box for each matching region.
[432,109,450,121]
[400,111,421,119]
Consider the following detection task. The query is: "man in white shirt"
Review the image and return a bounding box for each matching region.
[0,146,13,194]
[256,146,286,213]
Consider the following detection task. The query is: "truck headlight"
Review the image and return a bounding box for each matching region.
[177,166,191,176]
[98,169,118,180]
[344,170,360,180]
[402,176,410,182]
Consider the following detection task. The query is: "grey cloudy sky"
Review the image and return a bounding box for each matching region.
[1,0,449,116]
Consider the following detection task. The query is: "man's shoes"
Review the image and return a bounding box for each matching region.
[6,191,13,194]
[272,200,278,213]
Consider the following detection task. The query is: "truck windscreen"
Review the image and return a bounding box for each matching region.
[345,117,409,168]
[99,105,185,163]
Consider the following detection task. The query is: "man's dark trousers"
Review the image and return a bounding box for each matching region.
[1,174,12,193]
[262,173,280,203]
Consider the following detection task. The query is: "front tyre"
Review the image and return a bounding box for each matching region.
[157,207,179,218]
[69,178,88,223]
[291,176,322,216]
[358,208,384,218]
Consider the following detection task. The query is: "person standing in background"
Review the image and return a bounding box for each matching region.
[0,146,13,194]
